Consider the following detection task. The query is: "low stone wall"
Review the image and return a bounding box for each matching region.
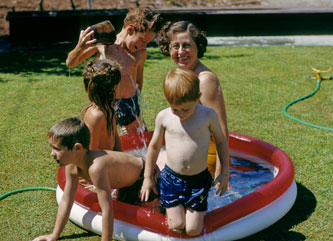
[6,7,333,43]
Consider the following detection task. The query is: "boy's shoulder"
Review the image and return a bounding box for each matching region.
[155,107,173,124]
[88,150,113,170]
[196,104,218,117]
[157,107,172,116]
[133,48,147,64]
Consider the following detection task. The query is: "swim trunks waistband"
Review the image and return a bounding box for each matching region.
[163,164,210,182]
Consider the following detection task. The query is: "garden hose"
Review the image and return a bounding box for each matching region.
[0,187,56,201]
[283,66,333,131]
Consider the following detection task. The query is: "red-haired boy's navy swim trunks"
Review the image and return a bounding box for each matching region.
[160,164,212,212]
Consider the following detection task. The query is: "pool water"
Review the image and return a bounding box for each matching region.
[127,148,275,212]
[207,157,274,212]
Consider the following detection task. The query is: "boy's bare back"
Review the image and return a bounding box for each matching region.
[72,149,143,189]
[156,104,221,175]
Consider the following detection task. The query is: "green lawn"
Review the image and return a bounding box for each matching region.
[0,45,332,241]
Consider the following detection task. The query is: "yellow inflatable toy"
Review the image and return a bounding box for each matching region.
[207,140,217,176]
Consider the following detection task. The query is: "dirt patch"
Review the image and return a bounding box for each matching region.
[0,0,263,36]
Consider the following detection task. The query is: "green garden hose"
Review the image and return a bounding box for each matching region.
[0,187,56,201]
[283,67,333,131]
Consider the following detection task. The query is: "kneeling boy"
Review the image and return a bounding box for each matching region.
[140,68,229,236]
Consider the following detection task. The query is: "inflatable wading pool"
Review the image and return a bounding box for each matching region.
[56,131,297,240]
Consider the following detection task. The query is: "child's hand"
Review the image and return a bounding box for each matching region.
[32,234,57,241]
[140,178,157,202]
[213,173,229,196]
[77,27,96,49]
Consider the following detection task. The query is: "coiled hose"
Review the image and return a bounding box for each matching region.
[283,68,333,131]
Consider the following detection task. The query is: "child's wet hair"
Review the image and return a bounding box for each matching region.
[48,117,90,150]
[163,68,201,105]
[157,21,207,58]
[83,59,121,135]
[123,7,163,33]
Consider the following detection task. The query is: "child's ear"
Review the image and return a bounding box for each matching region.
[127,24,135,35]
[74,143,83,151]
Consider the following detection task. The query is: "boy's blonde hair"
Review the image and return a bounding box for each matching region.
[123,7,163,33]
[163,68,201,105]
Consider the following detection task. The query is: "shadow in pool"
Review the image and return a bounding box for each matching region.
[238,182,316,241]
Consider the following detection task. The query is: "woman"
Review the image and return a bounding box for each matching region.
[157,21,230,178]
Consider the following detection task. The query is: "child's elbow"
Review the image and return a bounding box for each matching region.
[66,59,75,68]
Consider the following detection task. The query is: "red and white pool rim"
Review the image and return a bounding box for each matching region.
[56,132,297,240]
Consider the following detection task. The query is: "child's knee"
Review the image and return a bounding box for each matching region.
[168,217,185,231]
[186,225,203,236]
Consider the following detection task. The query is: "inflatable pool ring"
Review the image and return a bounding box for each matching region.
[56,131,297,241]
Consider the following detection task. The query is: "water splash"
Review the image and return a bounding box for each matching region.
[117,74,147,143]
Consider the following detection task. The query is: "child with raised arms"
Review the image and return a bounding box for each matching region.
[66,8,163,134]
[140,68,229,236]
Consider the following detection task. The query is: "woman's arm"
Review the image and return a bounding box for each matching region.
[199,72,230,178]
[199,72,229,141]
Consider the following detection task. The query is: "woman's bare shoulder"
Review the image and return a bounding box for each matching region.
[198,71,218,81]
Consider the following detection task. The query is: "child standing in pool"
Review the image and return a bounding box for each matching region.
[140,68,229,236]
[66,8,163,134]
[82,59,122,151]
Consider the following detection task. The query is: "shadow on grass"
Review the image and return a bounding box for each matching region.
[146,49,165,61]
[221,54,253,58]
[238,182,316,241]
[58,231,98,240]
[58,221,99,240]
[0,47,84,78]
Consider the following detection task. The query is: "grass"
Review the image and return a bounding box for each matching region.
[0,45,332,241]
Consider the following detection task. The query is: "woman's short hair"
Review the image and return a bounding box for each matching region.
[157,21,207,58]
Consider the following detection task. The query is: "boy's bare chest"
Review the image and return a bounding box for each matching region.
[166,118,210,139]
